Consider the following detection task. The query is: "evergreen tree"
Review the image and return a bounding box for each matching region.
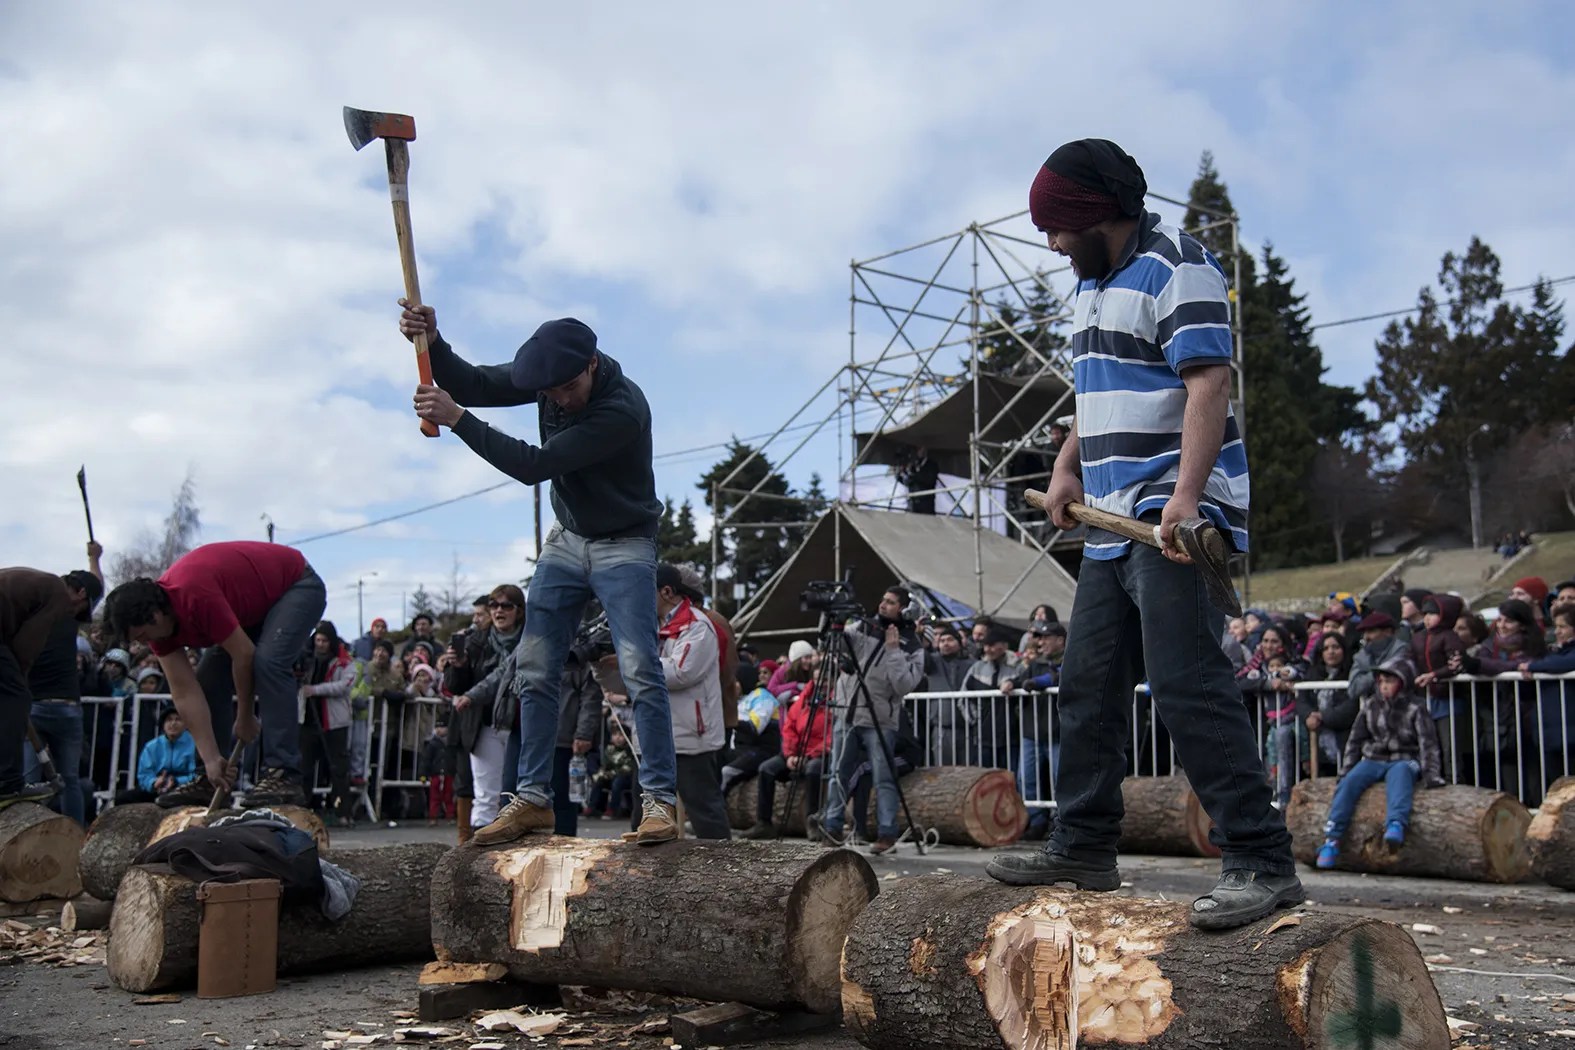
[109,470,203,585]
[973,277,1070,378]
[657,497,711,573]
[801,472,830,521]
[1365,239,1573,478]
[699,440,798,613]
[1181,152,1240,274]
[406,585,436,624]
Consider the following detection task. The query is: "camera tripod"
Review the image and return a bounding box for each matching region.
[782,611,930,855]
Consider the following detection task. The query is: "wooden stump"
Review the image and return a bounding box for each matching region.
[1528,775,1575,890]
[0,802,84,902]
[106,842,443,992]
[840,874,1449,1050]
[866,767,1026,848]
[430,838,877,1014]
[724,779,809,834]
[61,894,113,932]
[1117,776,1220,858]
[79,803,328,900]
[1287,779,1530,883]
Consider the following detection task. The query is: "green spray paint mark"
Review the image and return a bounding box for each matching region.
[1327,933,1402,1049]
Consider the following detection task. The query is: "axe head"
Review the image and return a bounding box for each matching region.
[343,106,416,151]
[1171,517,1243,617]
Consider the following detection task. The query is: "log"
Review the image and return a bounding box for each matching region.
[79,803,328,900]
[1528,775,1575,890]
[430,837,877,1014]
[1286,779,1530,883]
[866,766,1026,848]
[840,874,1449,1050]
[1117,775,1220,858]
[106,842,444,992]
[0,801,84,902]
[61,894,114,932]
[724,779,809,834]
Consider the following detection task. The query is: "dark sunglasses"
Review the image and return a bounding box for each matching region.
[488,601,519,611]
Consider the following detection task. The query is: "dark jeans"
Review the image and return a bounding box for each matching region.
[551,746,578,836]
[0,645,27,793]
[756,753,824,824]
[300,721,351,817]
[27,702,85,824]
[675,751,731,840]
[194,566,326,778]
[1051,541,1294,875]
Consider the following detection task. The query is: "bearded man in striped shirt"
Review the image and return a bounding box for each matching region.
[986,139,1302,930]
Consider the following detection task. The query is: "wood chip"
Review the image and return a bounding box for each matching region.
[1443,906,1463,914]
[1411,923,1443,936]
[1263,913,1303,935]
[474,1011,564,1036]
[134,994,184,1005]
[1448,1017,1481,1034]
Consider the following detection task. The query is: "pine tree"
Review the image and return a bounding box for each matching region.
[407,585,436,624]
[1181,152,1239,274]
[801,473,830,520]
[657,497,710,572]
[699,440,798,613]
[973,278,1070,378]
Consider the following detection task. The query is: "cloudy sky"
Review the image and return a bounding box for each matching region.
[5,1,1573,635]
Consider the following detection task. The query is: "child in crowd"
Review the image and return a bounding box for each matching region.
[134,667,166,694]
[135,707,198,796]
[585,727,637,820]
[1317,657,1442,868]
[99,649,139,700]
[419,723,457,825]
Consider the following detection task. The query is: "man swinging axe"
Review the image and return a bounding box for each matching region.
[103,542,327,808]
[985,139,1302,930]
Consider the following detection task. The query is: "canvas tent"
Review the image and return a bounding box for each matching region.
[733,503,1078,640]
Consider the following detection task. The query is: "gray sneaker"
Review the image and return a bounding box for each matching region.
[1189,870,1305,930]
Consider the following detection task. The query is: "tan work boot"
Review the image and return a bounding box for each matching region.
[632,795,680,846]
[456,798,473,845]
[471,796,554,846]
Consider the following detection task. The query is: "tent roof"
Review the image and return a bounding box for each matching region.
[734,504,1077,641]
[853,372,1072,476]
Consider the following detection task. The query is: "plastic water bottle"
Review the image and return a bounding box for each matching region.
[568,756,588,803]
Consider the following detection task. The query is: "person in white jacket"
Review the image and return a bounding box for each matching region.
[297,621,357,826]
[653,563,731,839]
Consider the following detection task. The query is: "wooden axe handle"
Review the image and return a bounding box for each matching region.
[1024,490,1164,549]
[386,138,439,439]
[206,741,247,815]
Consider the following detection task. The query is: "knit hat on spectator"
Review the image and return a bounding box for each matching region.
[1360,612,1396,631]
[411,663,437,682]
[1402,588,1432,609]
[736,663,760,693]
[371,617,387,630]
[101,647,132,672]
[134,666,165,685]
[512,318,599,391]
[1511,577,1549,605]
[787,640,815,664]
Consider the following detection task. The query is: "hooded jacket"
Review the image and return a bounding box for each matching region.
[429,339,663,540]
[1340,655,1443,785]
[1409,594,1465,704]
[1349,631,1410,703]
[779,680,831,761]
[301,644,355,731]
[659,597,725,754]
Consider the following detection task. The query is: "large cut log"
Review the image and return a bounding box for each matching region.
[79,803,327,900]
[865,766,1026,848]
[1286,778,1530,883]
[106,842,443,992]
[0,802,84,902]
[430,838,877,1014]
[725,779,809,833]
[1116,775,1220,858]
[841,874,1448,1050]
[1528,775,1575,890]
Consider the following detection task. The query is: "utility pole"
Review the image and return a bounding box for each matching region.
[356,572,379,636]
[1466,424,1489,550]
[260,513,275,543]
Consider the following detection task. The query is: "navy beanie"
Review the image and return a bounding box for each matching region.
[511,318,598,392]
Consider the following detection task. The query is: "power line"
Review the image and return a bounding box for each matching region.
[290,482,513,544]
[1309,274,1575,332]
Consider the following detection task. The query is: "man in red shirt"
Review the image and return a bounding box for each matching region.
[103,542,326,807]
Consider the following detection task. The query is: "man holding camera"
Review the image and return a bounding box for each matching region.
[814,587,925,853]
[400,303,679,846]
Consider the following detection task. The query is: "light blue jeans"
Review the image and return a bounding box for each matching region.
[513,527,676,806]
[823,725,899,840]
[1323,758,1418,839]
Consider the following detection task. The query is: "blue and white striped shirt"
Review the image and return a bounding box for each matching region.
[1071,212,1249,560]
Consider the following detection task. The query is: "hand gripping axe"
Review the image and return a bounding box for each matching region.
[1026,489,1242,616]
[344,105,439,438]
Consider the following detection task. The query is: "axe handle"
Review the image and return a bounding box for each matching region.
[1025,490,1165,549]
[207,741,247,815]
[385,138,440,439]
[77,470,96,544]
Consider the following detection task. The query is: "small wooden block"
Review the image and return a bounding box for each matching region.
[670,1002,837,1047]
[418,961,507,985]
[416,980,561,1022]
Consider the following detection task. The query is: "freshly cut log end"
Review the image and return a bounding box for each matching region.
[0,801,85,902]
[841,874,1449,1050]
[107,842,445,992]
[1287,779,1530,883]
[884,767,1026,848]
[61,894,113,932]
[80,802,328,900]
[1528,775,1575,890]
[1118,775,1220,858]
[431,838,877,1015]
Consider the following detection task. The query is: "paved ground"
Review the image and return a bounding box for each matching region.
[3,818,1572,1049]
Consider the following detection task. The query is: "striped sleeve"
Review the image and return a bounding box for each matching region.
[1154,255,1232,373]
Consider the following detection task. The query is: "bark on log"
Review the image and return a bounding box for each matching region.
[1528,775,1575,890]
[0,801,84,902]
[1287,778,1530,883]
[841,874,1448,1050]
[1116,776,1220,858]
[430,837,878,1015]
[61,894,113,932]
[79,803,328,900]
[106,842,444,992]
[725,778,809,834]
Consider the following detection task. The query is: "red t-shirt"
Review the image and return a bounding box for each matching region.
[151,542,308,655]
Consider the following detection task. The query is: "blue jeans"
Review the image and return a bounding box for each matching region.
[1323,758,1418,840]
[514,527,675,806]
[823,725,899,840]
[26,702,85,824]
[1051,538,1295,875]
[194,565,326,778]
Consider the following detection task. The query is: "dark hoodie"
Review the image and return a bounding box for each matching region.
[1341,655,1443,786]
[1409,594,1465,708]
[429,339,663,540]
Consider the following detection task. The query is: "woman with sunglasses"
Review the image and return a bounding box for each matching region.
[1297,634,1357,784]
[443,585,526,841]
